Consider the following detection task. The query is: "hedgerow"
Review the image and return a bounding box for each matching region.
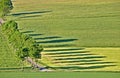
[1,20,43,61]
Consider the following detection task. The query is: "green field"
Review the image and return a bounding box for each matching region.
[41,48,120,71]
[11,0,120,47]
[0,0,120,75]
[0,72,120,78]
[6,0,120,71]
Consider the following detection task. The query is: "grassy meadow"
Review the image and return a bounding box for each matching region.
[0,0,119,74]
[41,47,120,71]
[0,72,120,78]
[10,0,120,47]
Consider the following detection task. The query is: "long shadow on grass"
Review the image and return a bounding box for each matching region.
[21,30,78,47]
[34,36,62,40]
[54,56,106,60]
[12,10,52,16]
[45,51,90,54]
[76,14,120,18]
[20,15,42,18]
[44,46,116,70]
[21,30,43,36]
[44,44,76,48]
[21,30,77,44]
[0,67,31,70]
[54,59,102,63]
[0,67,21,70]
[12,10,52,19]
[50,50,116,70]
[36,39,78,44]
[28,33,43,36]
[67,62,116,65]
[48,53,93,57]
[44,48,85,52]
[51,64,116,70]
[21,30,34,33]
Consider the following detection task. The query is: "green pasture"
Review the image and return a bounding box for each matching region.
[41,48,120,71]
[0,72,120,78]
[10,0,120,47]
[0,0,120,72]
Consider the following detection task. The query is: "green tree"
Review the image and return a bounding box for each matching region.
[2,20,43,69]
[0,0,13,18]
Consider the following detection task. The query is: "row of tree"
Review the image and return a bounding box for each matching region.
[1,20,43,61]
[0,0,13,18]
[0,0,44,69]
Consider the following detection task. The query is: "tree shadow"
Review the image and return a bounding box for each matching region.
[21,30,34,33]
[28,33,43,36]
[53,59,102,64]
[0,67,32,71]
[76,14,120,19]
[44,48,85,52]
[20,30,78,46]
[67,62,116,65]
[34,36,61,40]
[54,56,106,60]
[36,39,78,44]
[20,15,42,18]
[48,53,93,57]
[12,10,52,16]
[54,59,103,63]
[45,51,90,55]
[44,44,76,48]
[0,67,21,70]
[51,64,116,70]
[21,30,43,36]
[47,48,116,70]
